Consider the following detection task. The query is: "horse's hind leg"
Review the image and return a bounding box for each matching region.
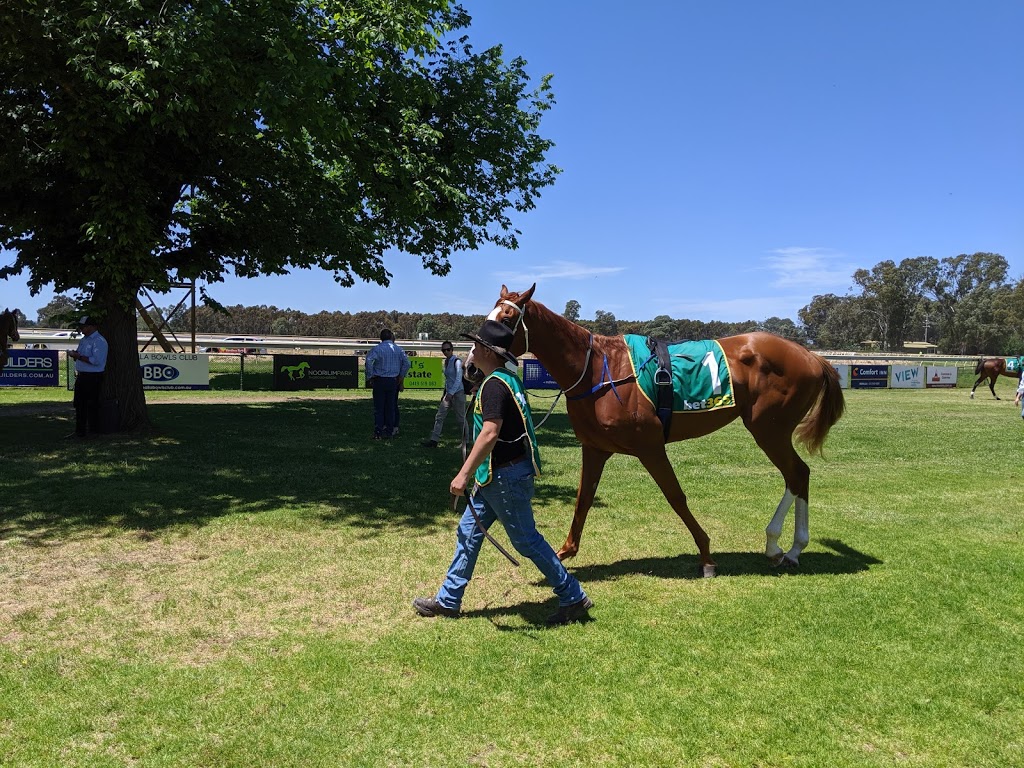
[989,375,1000,400]
[557,444,612,561]
[636,449,715,577]
[970,376,983,398]
[750,430,811,567]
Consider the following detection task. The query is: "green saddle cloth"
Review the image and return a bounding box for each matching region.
[1006,357,1022,373]
[624,335,735,413]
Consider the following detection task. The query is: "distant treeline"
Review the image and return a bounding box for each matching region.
[168,305,796,346]
[20,252,1024,354]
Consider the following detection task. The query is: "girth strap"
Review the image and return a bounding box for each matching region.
[647,337,674,441]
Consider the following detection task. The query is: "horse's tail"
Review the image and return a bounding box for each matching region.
[795,355,846,457]
[974,357,985,375]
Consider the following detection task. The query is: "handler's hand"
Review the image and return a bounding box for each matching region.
[450,471,470,498]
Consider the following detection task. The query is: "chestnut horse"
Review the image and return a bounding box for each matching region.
[482,285,845,577]
[969,357,1022,400]
[0,308,20,369]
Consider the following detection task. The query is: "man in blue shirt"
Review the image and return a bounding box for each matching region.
[67,316,108,438]
[364,328,410,439]
[421,340,467,448]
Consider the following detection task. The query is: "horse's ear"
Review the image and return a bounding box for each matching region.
[521,284,536,304]
[500,284,509,297]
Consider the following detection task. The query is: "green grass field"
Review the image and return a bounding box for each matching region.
[2,380,1022,767]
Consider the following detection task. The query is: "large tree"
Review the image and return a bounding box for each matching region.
[923,252,1010,353]
[0,0,559,429]
[852,257,936,351]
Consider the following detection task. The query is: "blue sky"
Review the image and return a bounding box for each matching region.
[4,1,1022,324]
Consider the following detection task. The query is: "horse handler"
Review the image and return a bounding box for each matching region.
[412,320,593,626]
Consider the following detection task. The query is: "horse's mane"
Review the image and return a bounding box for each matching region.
[525,298,594,348]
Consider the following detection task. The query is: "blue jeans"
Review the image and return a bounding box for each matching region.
[371,376,398,437]
[436,459,587,610]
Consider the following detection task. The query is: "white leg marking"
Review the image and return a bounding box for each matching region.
[766,489,794,559]
[785,497,810,564]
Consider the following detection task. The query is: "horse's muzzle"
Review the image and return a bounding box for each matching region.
[464,361,484,386]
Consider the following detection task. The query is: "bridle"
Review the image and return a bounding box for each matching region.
[496,297,634,428]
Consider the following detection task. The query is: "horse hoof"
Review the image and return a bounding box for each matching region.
[767,552,786,566]
[771,556,799,569]
[699,564,716,578]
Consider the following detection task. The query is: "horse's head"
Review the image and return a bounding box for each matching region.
[463,284,536,387]
[2,308,20,342]
[487,284,535,357]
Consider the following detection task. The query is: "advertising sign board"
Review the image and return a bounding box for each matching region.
[890,365,925,389]
[522,359,559,389]
[273,354,358,390]
[832,364,850,389]
[139,353,210,390]
[925,366,958,388]
[851,364,889,389]
[396,357,443,390]
[0,349,60,386]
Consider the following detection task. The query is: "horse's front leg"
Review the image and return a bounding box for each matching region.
[557,444,612,561]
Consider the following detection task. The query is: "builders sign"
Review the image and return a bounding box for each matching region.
[0,349,60,386]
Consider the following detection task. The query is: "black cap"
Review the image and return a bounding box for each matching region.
[460,320,517,365]
[78,316,97,327]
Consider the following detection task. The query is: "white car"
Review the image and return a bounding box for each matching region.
[200,336,268,354]
[25,330,80,350]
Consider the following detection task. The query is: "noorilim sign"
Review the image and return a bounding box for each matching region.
[274,354,358,390]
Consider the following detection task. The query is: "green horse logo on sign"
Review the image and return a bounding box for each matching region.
[280,361,310,380]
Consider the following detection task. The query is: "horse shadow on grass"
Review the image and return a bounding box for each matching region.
[568,537,882,582]
[456,538,881,630]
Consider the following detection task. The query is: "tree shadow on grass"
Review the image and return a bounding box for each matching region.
[0,397,473,543]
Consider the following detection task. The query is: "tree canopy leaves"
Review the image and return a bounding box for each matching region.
[0,0,560,428]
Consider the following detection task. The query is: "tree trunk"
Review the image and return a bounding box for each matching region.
[98,290,150,432]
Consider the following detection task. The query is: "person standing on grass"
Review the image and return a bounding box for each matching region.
[66,316,108,439]
[1015,377,1024,419]
[364,328,410,440]
[421,340,467,449]
[412,319,593,626]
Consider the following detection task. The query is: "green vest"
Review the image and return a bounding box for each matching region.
[473,369,542,486]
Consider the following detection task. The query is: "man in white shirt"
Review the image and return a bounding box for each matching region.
[67,316,108,438]
[422,341,467,448]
